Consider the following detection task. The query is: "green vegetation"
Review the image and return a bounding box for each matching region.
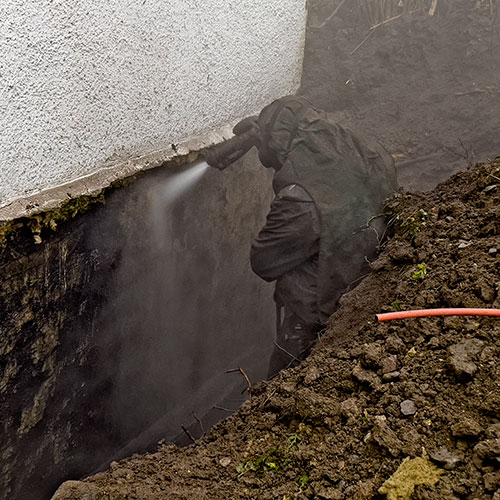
[398,209,428,241]
[28,192,106,243]
[0,220,23,247]
[412,263,428,280]
[406,347,417,359]
[0,148,201,247]
[391,300,402,311]
[236,433,311,492]
[0,191,107,247]
[236,434,302,477]
[297,471,310,490]
[236,447,291,476]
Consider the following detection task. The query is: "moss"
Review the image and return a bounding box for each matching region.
[27,192,107,244]
[0,220,24,247]
[378,457,445,500]
[0,192,107,247]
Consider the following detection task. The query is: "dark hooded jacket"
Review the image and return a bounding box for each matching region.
[251,96,398,323]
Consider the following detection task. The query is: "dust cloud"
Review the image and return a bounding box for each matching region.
[88,155,275,463]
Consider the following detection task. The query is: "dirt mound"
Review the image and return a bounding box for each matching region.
[301,0,500,192]
[52,159,500,499]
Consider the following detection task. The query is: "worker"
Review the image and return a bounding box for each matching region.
[205,96,398,378]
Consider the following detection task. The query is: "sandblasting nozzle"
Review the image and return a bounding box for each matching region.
[204,116,260,170]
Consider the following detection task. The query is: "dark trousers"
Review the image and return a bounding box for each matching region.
[267,305,322,379]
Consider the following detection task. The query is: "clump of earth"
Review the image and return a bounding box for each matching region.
[53,157,500,498]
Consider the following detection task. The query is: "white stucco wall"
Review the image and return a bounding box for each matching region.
[0,0,306,208]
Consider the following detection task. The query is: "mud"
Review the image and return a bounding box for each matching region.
[53,160,500,499]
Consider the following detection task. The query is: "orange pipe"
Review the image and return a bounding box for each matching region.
[377,308,500,322]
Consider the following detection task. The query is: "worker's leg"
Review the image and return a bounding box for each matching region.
[267,307,321,379]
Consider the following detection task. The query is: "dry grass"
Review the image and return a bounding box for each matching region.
[356,0,434,26]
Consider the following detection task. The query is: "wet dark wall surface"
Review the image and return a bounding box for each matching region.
[0,152,275,500]
[0,219,114,500]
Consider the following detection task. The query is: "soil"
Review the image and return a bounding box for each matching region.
[52,3,500,499]
[53,162,500,500]
[300,0,500,192]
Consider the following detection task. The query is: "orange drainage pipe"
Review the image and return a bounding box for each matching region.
[377,308,500,322]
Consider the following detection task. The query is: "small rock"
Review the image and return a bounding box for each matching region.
[241,475,260,486]
[480,390,500,416]
[399,367,410,380]
[428,337,440,348]
[489,247,498,255]
[451,418,483,439]
[472,454,483,469]
[458,240,472,249]
[354,480,376,498]
[429,447,462,470]
[314,486,343,500]
[382,355,398,374]
[304,365,321,385]
[352,362,381,389]
[486,424,500,440]
[340,397,362,420]
[484,471,500,491]
[400,400,417,416]
[370,255,391,271]
[219,457,231,467]
[386,334,405,354]
[360,343,384,369]
[474,438,500,462]
[481,284,496,303]
[389,243,415,262]
[372,419,403,457]
[448,339,485,379]
[382,371,400,382]
[484,184,497,193]
[111,467,134,479]
[281,381,296,393]
[481,346,496,363]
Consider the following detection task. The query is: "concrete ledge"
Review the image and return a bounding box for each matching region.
[0,124,234,223]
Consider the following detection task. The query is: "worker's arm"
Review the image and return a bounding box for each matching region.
[250,184,320,282]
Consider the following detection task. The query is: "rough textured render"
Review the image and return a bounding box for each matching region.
[0,0,306,209]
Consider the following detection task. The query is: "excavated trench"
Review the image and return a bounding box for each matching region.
[2,3,500,500]
[0,152,276,500]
